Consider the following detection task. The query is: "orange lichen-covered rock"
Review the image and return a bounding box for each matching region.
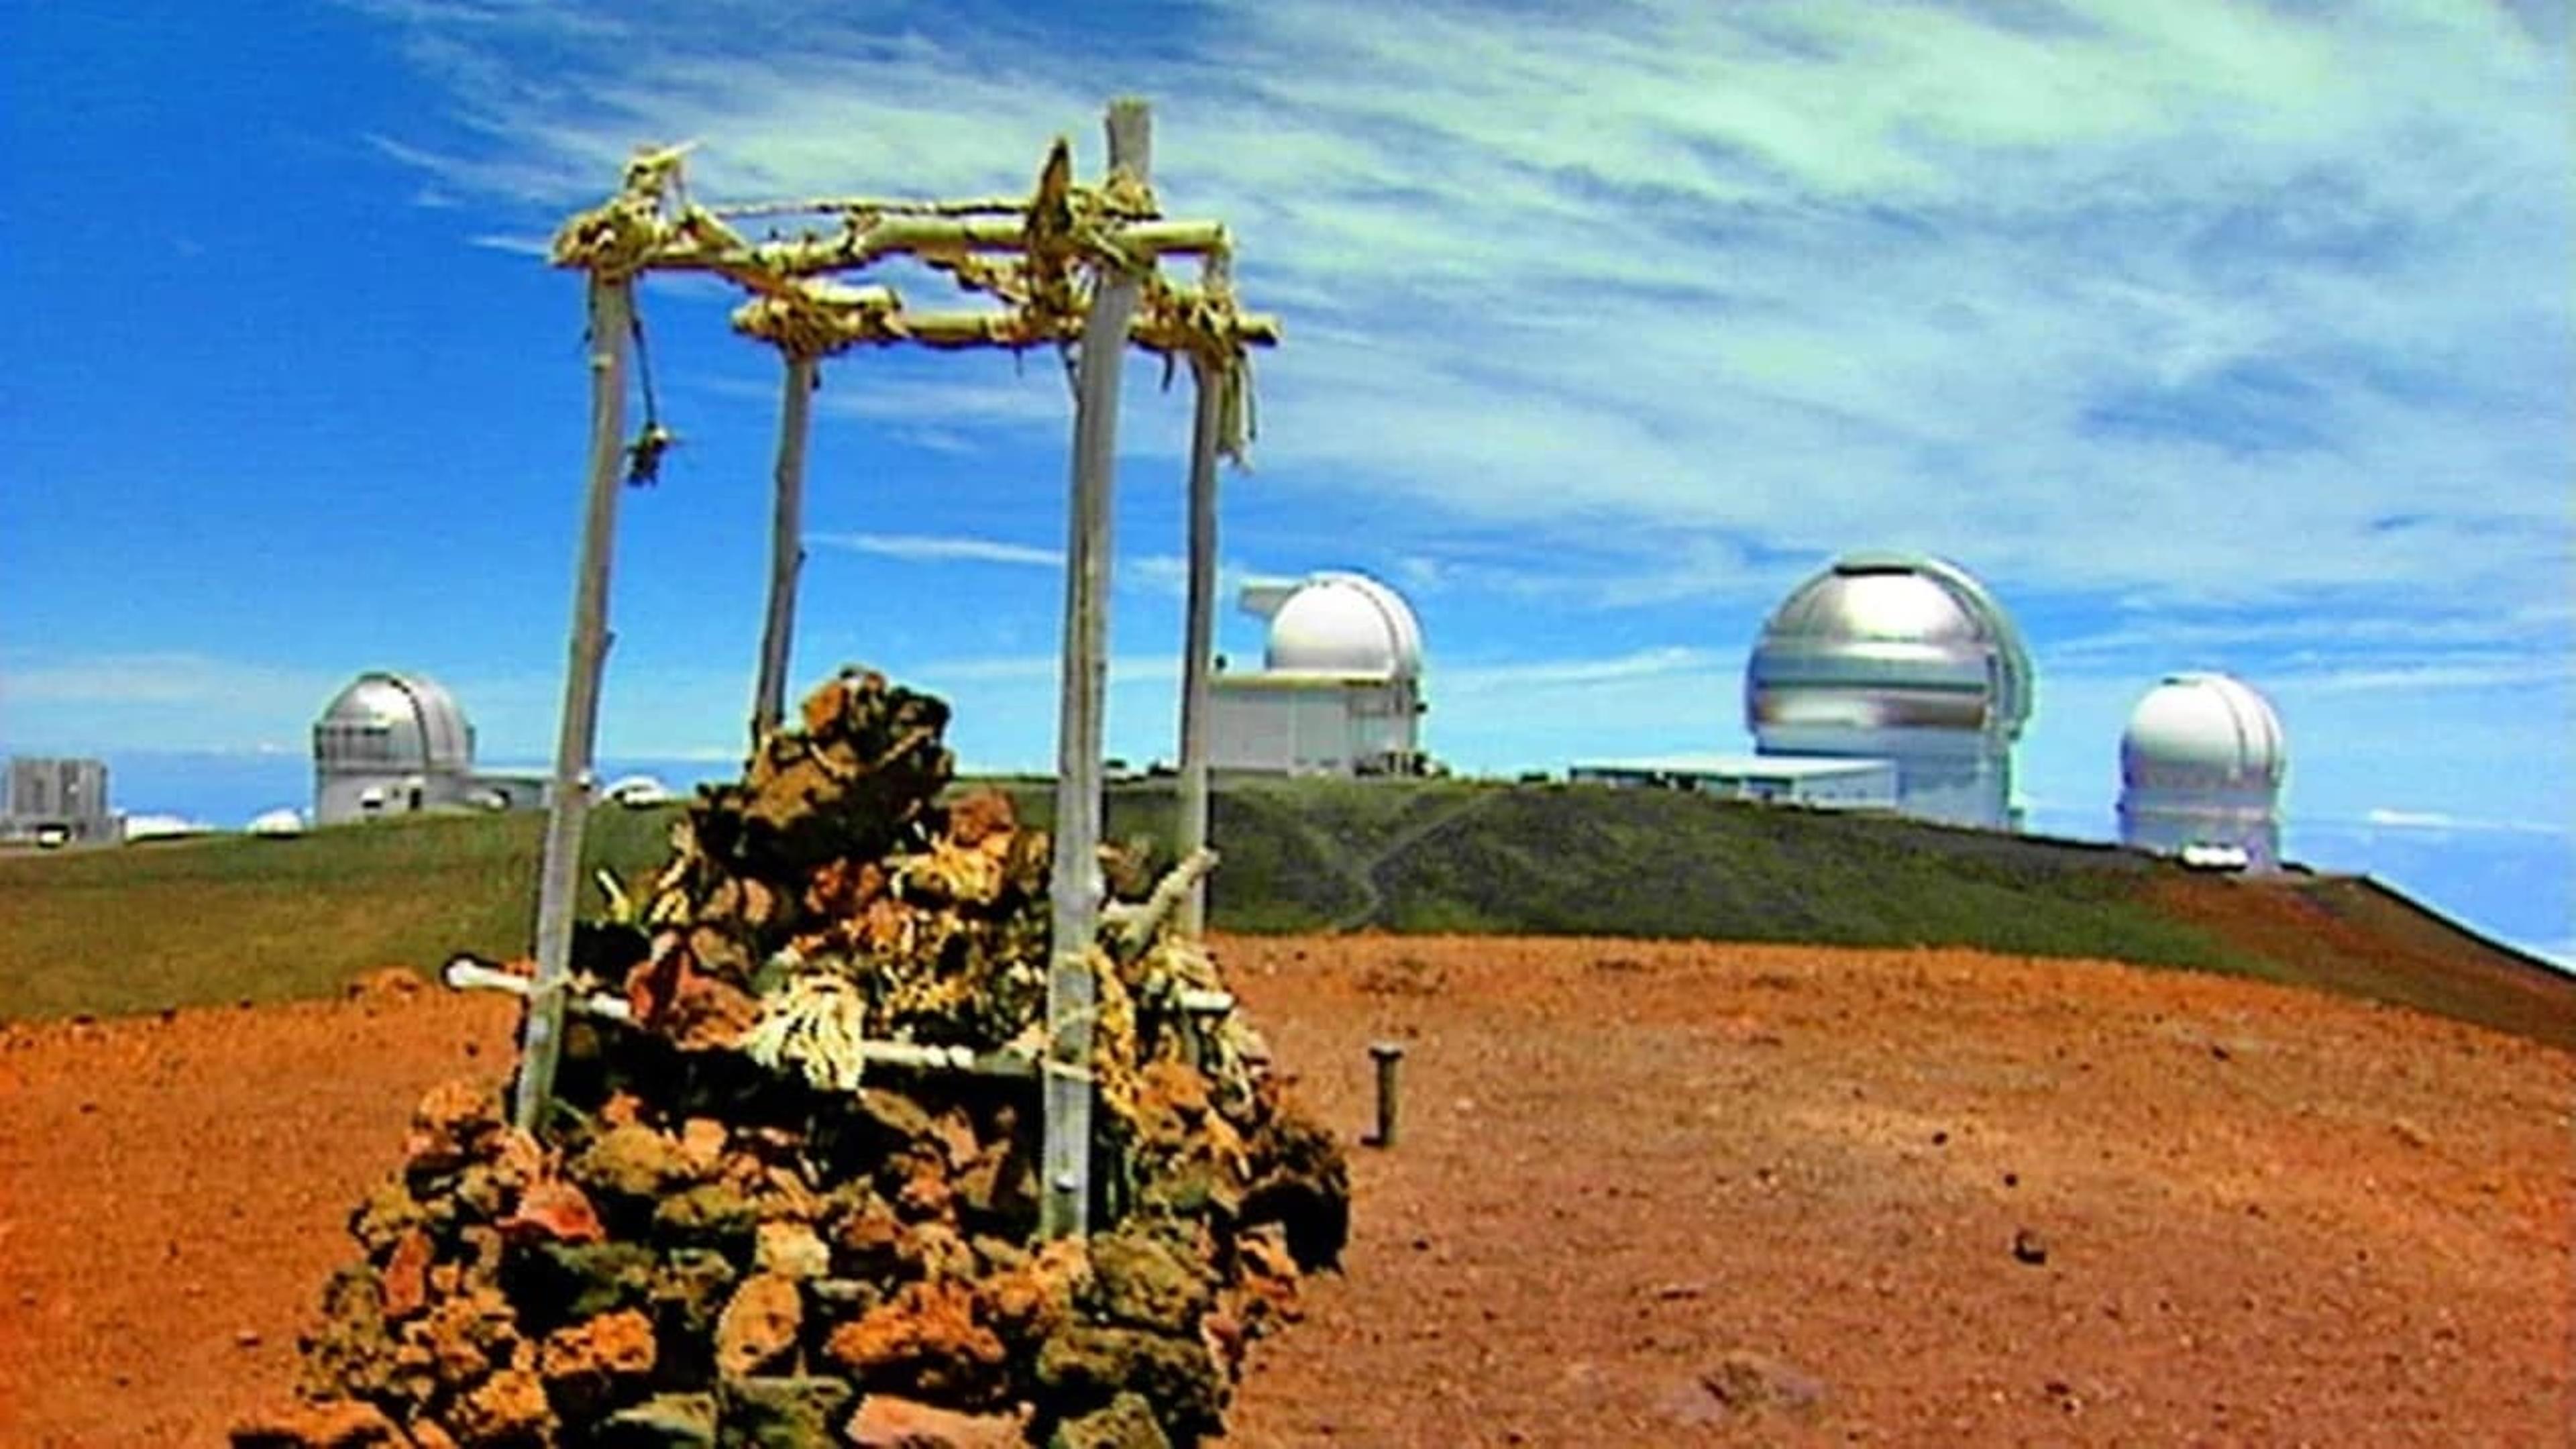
[449,1367,549,1444]
[824,1279,1008,1400]
[537,1308,657,1410]
[379,1229,434,1322]
[714,1272,804,1381]
[499,1177,605,1246]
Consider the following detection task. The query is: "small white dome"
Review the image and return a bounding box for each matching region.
[315,672,474,773]
[1263,572,1424,680]
[604,774,674,808]
[247,807,308,838]
[2122,673,2286,788]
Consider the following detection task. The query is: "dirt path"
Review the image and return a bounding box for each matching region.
[3,938,2568,1446]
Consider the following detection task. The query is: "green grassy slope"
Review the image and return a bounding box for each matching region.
[0,809,676,1020]
[5,779,2569,1049]
[1012,778,2255,968]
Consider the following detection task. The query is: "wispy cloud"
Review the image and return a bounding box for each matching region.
[467,231,552,258]
[5,651,342,709]
[351,0,2568,617]
[810,531,1060,567]
[341,0,2572,824]
[1444,646,1731,693]
[2353,808,2570,838]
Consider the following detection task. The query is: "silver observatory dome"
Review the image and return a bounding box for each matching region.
[1746,552,2033,828]
[313,671,476,823]
[315,672,474,771]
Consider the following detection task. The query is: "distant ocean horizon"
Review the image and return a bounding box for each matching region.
[28,749,2571,973]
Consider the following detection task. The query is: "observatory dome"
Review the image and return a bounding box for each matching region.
[2121,673,2286,790]
[1748,553,2033,738]
[1744,552,2032,830]
[313,672,474,773]
[1264,572,1424,680]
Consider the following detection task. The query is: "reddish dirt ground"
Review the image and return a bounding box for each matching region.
[3,936,2570,1446]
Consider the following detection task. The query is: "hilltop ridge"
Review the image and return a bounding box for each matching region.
[3,778,2568,1050]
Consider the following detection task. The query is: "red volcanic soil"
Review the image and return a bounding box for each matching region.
[3,937,2569,1446]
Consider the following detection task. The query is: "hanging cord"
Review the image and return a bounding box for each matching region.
[623,298,678,486]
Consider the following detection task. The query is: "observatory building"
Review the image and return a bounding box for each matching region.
[2,756,114,845]
[1207,571,1427,777]
[312,671,546,825]
[2118,672,2286,871]
[1744,552,2035,830]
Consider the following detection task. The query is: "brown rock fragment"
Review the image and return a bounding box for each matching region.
[404,1080,502,1173]
[499,1178,606,1246]
[401,1287,520,1388]
[539,1307,657,1411]
[678,1116,728,1173]
[576,1124,692,1200]
[824,1279,1008,1399]
[350,1181,431,1255]
[1048,1391,1171,1449]
[1089,1226,1214,1333]
[847,1392,1030,1448]
[755,1220,831,1280]
[1698,1350,1826,1416]
[379,1229,433,1322]
[451,1366,552,1443]
[714,1272,803,1381]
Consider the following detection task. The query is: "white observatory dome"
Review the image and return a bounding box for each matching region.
[2119,672,2286,870]
[314,672,474,772]
[2121,673,2286,790]
[1263,572,1424,680]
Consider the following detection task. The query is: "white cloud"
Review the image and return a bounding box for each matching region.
[1444,646,1730,694]
[5,651,339,708]
[342,0,2572,820]
[2353,808,2569,838]
[468,231,552,258]
[374,0,2562,605]
[810,531,1059,567]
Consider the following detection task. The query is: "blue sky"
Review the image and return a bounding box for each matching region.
[4,1,2569,959]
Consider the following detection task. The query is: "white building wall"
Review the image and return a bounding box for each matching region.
[315,767,481,825]
[2120,778,2282,871]
[1209,678,1424,777]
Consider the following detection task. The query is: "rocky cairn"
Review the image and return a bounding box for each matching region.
[235,670,1349,1448]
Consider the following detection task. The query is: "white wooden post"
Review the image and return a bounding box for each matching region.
[513,276,633,1133]
[1173,318,1226,937]
[751,353,816,741]
[1042,98,1150,1239]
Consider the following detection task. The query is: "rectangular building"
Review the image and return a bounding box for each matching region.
[1568,753,1898,810]
[3,756,116,843]
[1208,674,1423,777]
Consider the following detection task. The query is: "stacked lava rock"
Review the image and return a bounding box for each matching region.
[236,669,1349,1449]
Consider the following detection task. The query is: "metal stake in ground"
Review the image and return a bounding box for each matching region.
[750,352,816,741]
[513,275,635,1134]
[1368,1040,1406,1148]
[1173,252,1230,939]
[1042,98,1152,1240]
